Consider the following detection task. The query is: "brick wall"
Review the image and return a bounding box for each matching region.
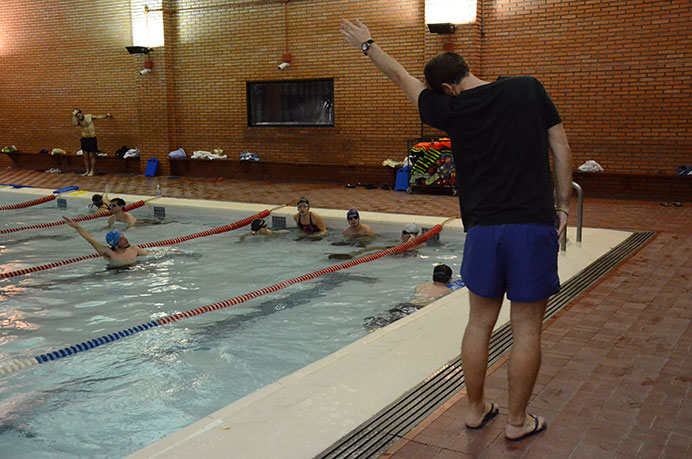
[0,0,690,178]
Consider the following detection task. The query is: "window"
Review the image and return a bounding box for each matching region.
[247,79,334,127]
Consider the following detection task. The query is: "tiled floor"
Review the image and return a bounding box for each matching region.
[2,168,691,458]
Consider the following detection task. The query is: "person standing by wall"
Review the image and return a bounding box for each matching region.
[72,108,111,176]
[340,19,572,441]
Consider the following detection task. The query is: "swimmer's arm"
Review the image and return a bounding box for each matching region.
[107,215,115,227]
[126,213,137,227]
[340,19,425,107]
[136,246,149,256]
[312,213,328,237]
[63,217,111,256]
[92,113,111,120]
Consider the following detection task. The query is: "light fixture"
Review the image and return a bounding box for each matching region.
[126,46,151,54]
[427,23,456,34]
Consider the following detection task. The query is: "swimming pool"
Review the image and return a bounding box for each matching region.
[0,188,464,458]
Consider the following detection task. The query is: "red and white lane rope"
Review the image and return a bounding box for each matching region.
[157,224,443,325]
[0,194,56,211]
[0,210,270,279]
[0,225,443,376]
[0,201,146,234]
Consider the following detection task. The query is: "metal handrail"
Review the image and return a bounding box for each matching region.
[559,181,583,251]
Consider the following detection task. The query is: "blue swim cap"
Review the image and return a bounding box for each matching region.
[105,230,122,248]
[347,209,359,219]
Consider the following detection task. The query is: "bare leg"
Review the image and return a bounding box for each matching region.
[462,291,502,426]
[81,149,89,176]
[505,298,548,439]
[87,152,96,176]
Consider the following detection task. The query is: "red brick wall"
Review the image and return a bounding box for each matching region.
[1,0,690,177]
[479,0,691,175]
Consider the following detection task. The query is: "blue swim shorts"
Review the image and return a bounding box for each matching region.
[461,223,559,302]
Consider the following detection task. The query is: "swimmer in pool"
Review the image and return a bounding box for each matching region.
[107,198,137,228]
[364,263,453,328]
[63,216,148,267]
[88,193,109,213]
[343,209,375,241]
[293,197,328,239]
[239,218,288,241]
[328,222,423,259]
[413,263,454,304]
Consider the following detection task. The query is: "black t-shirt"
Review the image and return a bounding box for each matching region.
[418,76,561,231]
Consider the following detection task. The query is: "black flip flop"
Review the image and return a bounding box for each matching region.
[465,403,499,430]
[660,201,672,207]
[505,414,547,441]
[673,201,682,207]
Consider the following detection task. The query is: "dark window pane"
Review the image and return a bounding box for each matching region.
[247,79,334,127]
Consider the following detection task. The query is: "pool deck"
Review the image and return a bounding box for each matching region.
[2,168,691,458]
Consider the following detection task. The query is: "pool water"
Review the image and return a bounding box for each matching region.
[0,196,464,458]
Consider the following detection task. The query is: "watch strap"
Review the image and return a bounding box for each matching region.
[361,39,375,55]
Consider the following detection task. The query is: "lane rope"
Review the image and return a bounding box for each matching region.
[0,225,442,376]
[0,186,79,211]
[0,194,56,211]
[0,210,270,279]
[0,201,146,234]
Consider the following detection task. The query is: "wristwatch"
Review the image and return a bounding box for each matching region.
[361,39,375,56]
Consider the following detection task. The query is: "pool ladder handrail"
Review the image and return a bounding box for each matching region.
[559,181,583,252]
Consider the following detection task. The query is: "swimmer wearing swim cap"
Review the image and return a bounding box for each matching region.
[250,218,270,234]
[343,208,374,239]
[88,193,109,212]
[400,223,421,242]
[63,216,148,267]
[294,197,328,238]
[413,263,453,304]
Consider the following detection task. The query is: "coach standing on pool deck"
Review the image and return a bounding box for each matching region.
[340,19,572,441]
[72,108,111,176]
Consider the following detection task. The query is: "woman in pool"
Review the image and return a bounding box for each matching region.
[293,197,328,239]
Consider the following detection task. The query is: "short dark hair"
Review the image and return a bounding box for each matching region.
[110,198,126,207]
[432,264,453,284]
[424,52,470,94]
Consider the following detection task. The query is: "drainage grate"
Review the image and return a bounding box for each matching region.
[57,198,67,210]
[272,215,287,230]
[318,231,655,459]
[153,206,166,220]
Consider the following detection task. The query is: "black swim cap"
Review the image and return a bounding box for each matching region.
[297,197,309,206]
[92,194,103,205]
[251,218,267,232]
[432,264,453,284]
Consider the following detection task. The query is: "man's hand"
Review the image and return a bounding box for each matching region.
[340,19,372,50]
[63,216,78,228]
[556,211,568,239]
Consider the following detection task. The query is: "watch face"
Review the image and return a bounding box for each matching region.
[361,42,368,51]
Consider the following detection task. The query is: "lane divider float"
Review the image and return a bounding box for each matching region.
[0,201,146,234]
[0,210,271,279]
[0,225,442,376]
[0,186,79,211]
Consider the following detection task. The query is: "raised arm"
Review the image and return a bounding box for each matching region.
[92,113,112,120]
[63,216,111,256]
[340,19,425,107]
[548,123,573,239]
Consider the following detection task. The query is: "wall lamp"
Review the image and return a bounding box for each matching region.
[427,23,456,34]
[126,46,151,54]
